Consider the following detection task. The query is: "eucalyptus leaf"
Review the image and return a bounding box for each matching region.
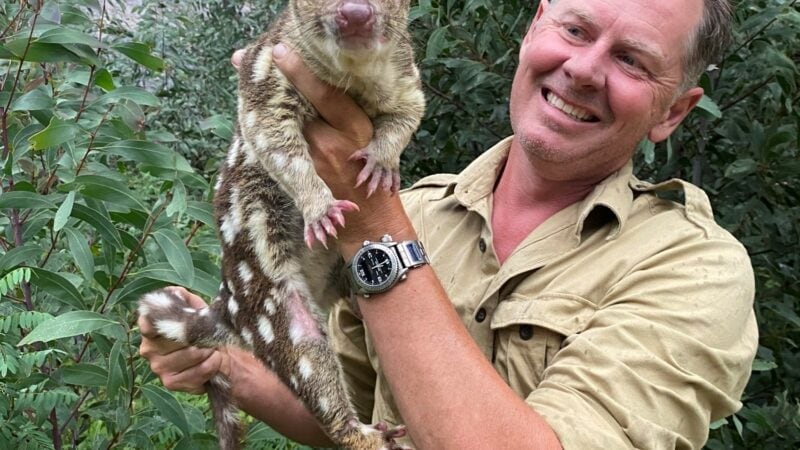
[141,385,191,436]
[17,311,119,346]
[153,229,195,285]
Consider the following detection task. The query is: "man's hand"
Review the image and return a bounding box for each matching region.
[138,287,230,394]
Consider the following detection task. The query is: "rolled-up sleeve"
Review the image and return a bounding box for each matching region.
[527,237,758,449]
[328,299,377,422]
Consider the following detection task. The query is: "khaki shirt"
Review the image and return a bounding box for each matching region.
[329,137,758,449]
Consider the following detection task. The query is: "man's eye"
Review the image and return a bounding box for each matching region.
[618,54,638,67]
[566,25,582,37]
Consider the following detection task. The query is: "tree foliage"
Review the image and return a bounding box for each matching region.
[0,0,797,448]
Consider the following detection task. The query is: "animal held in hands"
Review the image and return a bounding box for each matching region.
[138,0,424,449]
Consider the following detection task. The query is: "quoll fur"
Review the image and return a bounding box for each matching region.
[138,0,424,449]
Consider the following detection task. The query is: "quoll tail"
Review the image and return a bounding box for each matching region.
[138,289,243,449]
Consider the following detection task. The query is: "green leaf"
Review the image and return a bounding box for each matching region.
[10,87,55,111]
[153,229,195,285]
[426,26,450,60]
[695,94,722,119]
[0,191,56,209]
[29,117,82,150]
[93,86,160,108]
[17,311,119,346]
[60,363,108,387]
[107,341,127,400]
[141,385,190,436]
[94,68,115,91]
[71,203,124,249]
[2,40,83,63]
[61,175,147,211]
[0,244,42,273]
[36,28,106,48]
[185,201,215,227]
[199,114,233,140]
[102,140,191,171]
[724,158,758,179]
[166,179,187,217]
[112,42,165,71]
[63,227,95,279]
[53,191,76,231]
[29,268,85,309]
[752,359,778,372]
[107,276,168,308]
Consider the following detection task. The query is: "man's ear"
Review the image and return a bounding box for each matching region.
[648,87,704,143]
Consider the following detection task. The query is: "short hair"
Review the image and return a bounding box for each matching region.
[680,0,733,91]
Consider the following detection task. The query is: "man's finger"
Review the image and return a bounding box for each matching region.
[272,44,373,146]
[231,49,245,71]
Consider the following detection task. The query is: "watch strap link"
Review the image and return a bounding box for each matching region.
[395,240,428,269]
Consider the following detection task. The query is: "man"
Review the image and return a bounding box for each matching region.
[139,0,758,448]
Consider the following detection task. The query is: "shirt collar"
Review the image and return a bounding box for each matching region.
[448,136,634,242]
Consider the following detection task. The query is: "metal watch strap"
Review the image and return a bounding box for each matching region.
[394,239,428,270]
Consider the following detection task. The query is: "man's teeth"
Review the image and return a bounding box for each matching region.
[546,91,593,121]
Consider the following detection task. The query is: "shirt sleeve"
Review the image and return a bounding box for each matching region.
[328,299,377,423]
[527,236,758,450]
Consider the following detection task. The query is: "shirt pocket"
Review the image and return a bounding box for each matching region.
[490,293,596,397]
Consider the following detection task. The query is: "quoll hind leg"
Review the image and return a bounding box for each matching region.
[137,289,243,450]
[271,334,409,449]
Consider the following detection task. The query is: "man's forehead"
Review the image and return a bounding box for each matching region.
[547,0,696,61]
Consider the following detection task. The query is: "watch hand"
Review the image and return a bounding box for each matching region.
[370,261,389,270]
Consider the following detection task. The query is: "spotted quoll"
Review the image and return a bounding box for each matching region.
[138,0,424,449]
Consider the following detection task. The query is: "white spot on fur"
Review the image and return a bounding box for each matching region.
[270,152,288,169]
[182,307,196,314]
[319,397,330,414]
[228,297,239,316]
[226,138,241,168]
[289,319,306,345]
[298,357,313,380]
[199,308,210,317]
[143,292,174,309]
[220,188,244,244]
[238,262,253,283]
[290,157,310,176]
[251,46,274,83]
[264,299,276,315]
[290,376,298,389]
[155,320,187,343]
[246,111,257,129]
[257,316,274,344]
[240,328,254,347]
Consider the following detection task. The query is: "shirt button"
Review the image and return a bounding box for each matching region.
[519,325,534,340]
[475,308,487,322]
[478,238,487,253]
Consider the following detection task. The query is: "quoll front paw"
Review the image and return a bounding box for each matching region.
[350,148,401,197]
[303,199,359,249]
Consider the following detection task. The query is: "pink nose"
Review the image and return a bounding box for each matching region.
[337,1,374,27]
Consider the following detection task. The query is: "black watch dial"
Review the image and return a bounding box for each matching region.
[355,247,395,289]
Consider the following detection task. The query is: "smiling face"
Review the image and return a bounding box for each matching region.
[509,0,705,181]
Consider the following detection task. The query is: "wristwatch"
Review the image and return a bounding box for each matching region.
[347,234,429,298]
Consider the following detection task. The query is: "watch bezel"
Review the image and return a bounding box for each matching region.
[350,243,401,295]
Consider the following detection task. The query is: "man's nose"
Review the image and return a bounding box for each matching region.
[562,46,606,90]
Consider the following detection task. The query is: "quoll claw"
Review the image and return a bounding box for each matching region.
[351,148,400,196]
[304,200,359,249]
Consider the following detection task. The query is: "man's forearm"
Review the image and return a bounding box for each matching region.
[339,196,562,449]
[226,347,333,447]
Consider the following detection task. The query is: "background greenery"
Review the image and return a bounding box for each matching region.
[0,0,797,448]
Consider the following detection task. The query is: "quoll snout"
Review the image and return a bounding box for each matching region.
[336,0,376,34]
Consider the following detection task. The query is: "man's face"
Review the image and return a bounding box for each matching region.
[509,0,704,180]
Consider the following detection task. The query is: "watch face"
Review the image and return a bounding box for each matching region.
[354,246,398,293]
